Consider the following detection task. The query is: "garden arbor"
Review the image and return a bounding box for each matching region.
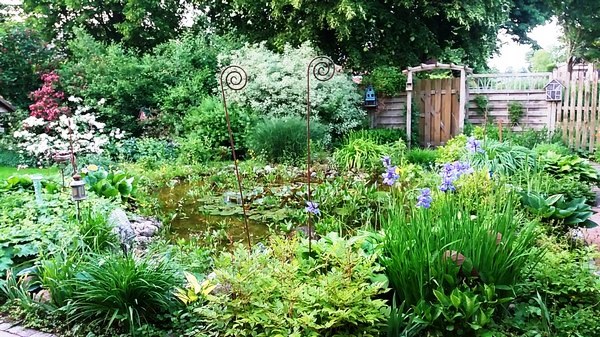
[404,63,472,147]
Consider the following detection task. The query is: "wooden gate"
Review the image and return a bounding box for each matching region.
[417,78,461,146]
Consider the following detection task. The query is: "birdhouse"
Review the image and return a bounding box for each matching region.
[544,79,563,102]
[364,85,377,107]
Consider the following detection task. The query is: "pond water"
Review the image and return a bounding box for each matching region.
[156,181,272,243]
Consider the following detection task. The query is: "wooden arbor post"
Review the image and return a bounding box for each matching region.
[403,63,472,147]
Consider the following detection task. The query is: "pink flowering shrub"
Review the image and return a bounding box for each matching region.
[28,71,70,121]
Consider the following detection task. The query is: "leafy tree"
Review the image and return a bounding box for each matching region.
[0,23,54,108]
[59,31,237,135]
[22,0,188,52]
[195,0,549,70]
[527,49,558,72]
[552,0,600,62]
[504,0,553,45]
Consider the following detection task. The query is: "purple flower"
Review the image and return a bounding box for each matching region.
[382,166,399,186]
[381,156,392,168]
[438,161,473,192]
[305,201,321,215]
[439,177,456,192]
[466,137,485,154]
[416,188,432,208]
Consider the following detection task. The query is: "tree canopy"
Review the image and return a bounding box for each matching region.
[196,0,558,70]
[21,0,189,52]
[552,0,600,62]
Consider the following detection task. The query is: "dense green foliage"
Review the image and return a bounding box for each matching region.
[223,43,364,136]
[0,23,54,108]
[196,0,549,70]
[176,235,389,336]
[248,117,328,164]
[59,31,237,135]
[22,0,187,52]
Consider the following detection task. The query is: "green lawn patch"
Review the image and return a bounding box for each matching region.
[0,166,59,180]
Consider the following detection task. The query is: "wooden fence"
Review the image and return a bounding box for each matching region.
[370,67,600,152]
[555,66,600,152]
[467,73,553,131]
[369,94,407,129]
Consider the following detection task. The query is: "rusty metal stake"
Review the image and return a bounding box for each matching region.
[219,65,252,250]
[306,56,335,254]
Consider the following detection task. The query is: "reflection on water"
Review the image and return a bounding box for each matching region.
[157,181,271,243]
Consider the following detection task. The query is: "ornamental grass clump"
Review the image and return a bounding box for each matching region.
[383,182,542,308]
[65,253,178,334]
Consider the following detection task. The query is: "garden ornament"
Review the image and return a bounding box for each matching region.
[306,56,335,254]
[219,65,252,250]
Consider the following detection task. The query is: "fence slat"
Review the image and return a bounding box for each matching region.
[433,80,442,144]
[442,79,452,143]
[592,72,599,151]
[568,76,577,147]
[576,74,584,149]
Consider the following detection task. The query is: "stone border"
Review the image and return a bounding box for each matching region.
[0,317,55,337]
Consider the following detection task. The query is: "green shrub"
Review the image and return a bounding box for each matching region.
[60,31,236,135]
[333,136,390,172]
[362,65,406,96]
[540,151,599,184]
[509,237,600,336]
[222,42,364,136]
[436,134,468,163]
[508,101,524,125]
[66,253,178,333]
[248,116,328,164]
[533,142,571,156]
[383,183,541,334]
[78,209,119,252]
[406,148,439,167]
[0,24,54,109]
[176,135,216,165]
[134,138,178,164]
[175,234,389,336]
[183,96,256,154]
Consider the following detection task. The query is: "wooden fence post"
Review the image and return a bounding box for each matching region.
[406,71,413,148]
[459,69,466,133]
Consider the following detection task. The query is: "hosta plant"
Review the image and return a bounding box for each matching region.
[82,166,137,203]
[541,151,599,184]
[519,191,595,228]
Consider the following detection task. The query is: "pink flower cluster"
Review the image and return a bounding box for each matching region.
[29,71,70,121]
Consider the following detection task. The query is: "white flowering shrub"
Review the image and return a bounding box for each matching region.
[13,98,124,163]
[218,42,365,136]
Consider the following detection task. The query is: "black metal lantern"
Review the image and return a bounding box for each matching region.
[364,85,377,107]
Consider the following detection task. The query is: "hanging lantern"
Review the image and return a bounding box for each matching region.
[70,173,87,201]
[364,85,377,107]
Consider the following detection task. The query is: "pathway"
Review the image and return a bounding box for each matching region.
[576,163,600,257]
[0,317,55,337]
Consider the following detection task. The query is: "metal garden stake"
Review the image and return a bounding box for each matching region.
[306,56,335,254]
[219,65,252,250]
